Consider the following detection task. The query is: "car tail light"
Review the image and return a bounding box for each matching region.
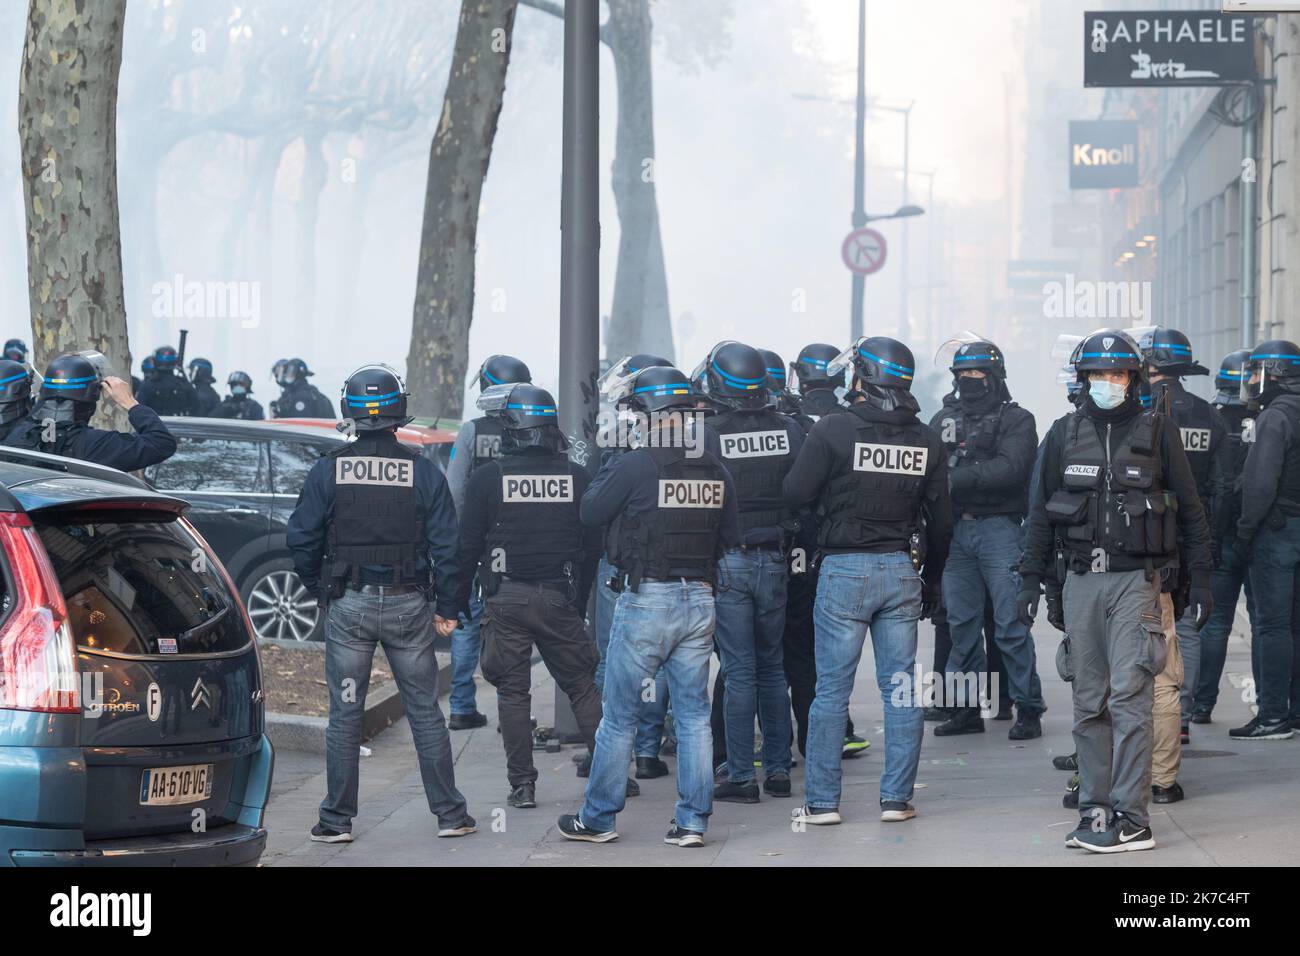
[0,511,78,713]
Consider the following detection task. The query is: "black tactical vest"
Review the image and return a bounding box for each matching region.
[817,406,931,552]
[326,439,425,584]
[2,416,82,456]
[936,402,1022,515]
[1046,411,1176,564]
[608,448,727,589]
[1261,394,1300,519]
[485,454,584,585]
[710,408,796,543]
[1159,383,1218,500]
[470,416,504,471]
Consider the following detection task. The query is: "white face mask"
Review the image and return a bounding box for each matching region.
[1089,379,1127,410]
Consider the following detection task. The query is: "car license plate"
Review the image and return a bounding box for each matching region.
[139,764,213,806]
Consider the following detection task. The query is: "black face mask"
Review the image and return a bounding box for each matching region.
[957,376,990,402]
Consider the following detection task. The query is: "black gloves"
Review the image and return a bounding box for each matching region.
[920,587,940,621]
[1232,537,1251,568]
[1016,576,1041,627]
[1046,593,1065,632]
[1189,586,1214,630]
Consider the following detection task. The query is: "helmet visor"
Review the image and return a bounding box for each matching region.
[475,382,516,415]
[934,331,990,370]
[1050,334,1084,365]
[74,350,112,382]
[824,341,860,382]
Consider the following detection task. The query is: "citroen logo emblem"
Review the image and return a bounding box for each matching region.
[191,677,213,712]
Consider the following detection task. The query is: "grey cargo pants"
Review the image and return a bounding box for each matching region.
[1063,568,1166,829]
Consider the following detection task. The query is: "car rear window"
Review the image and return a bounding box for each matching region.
[34,511,250,656]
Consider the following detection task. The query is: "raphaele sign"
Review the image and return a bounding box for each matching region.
[1084,11,1255,87]
[1069,120,1139,188]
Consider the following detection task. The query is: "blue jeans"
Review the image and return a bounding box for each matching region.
[806,551,924,809]
[450,591,483,716]
[714,548,792,780]
[942,515,1045,712]
[594,555,669,757]
[1246,518,1300,724]
[321,588,468,831]
[1195,543,1257,712]
[580,581,716,833]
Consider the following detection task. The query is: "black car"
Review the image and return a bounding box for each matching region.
[147,418,442,643]
[0,445,271,866]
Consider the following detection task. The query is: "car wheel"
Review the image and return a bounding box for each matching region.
[241,559,322,642]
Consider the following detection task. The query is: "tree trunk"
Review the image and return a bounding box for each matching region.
[19,0,132,431]
[407,0,517,421]
[604,0,673,362]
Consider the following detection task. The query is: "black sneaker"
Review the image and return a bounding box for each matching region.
[714,780,761,804]
[1008,709,1042,740]
[713,762,730,786]
[1052,752,1078,772]
[1151,781,1184,804]
[557,813,617,843]
[310,823,353,844]
[1064,817,1093,848]
[635,756,670,779]
[664,823,704,848]
[1229,716,1294,740]
[935,708,985,736]
[448,711,488,730]
[879,800,916,822]
[574,752,592,777]
[994,702,1014,721]
[1076,814,1155,854]
[1062,773,1079,809]
[1191,707,1212,725]
[625,778,640,798]
[437,816,478,838]
[923,705,953,722]
[508,783,537,809]
[791,805,841,826]
[763,772,792,797]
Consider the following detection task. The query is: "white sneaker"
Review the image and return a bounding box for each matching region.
[791,805,841,826]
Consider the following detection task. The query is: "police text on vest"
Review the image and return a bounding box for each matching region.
[720,429,789,459]
[336,457,414,486]
[658,479,725,508]
[502,475,574,502]
[1180,427,1211,452]
[1064,464,1101,478]
[852,443,928,475]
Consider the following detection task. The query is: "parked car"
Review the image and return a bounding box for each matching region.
[0,446,272,866]
[147,417,452,643]
[271,417,457,472]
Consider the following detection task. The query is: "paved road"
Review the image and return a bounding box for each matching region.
[262,614,1298,866]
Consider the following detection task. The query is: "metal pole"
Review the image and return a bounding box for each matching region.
[925,173,934,348]
[555,0,600,741]
[899,107,911,343]
[1241,107,1258,349]
[850,0,866,340]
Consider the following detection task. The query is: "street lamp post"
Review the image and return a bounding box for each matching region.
[851,0,867,339]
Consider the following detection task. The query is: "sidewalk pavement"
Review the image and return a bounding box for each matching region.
[262,614,1299,866]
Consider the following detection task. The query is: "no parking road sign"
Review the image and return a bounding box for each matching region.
[841,227,888,276]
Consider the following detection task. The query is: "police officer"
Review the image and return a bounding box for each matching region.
[270,357,335,419]
[287,363,474,843]
[188,357,222,416]
[444,353,532,731]
[588,353,673,782]
[785,336,952,825]
[696,341,803,803]
[558,365,740,847]
[1020,329,1212,853]
[134,354,153,397]
[0,360,33,444]
[214,371,266,420]
[931,337,1045,739]
[2,353,176,470]
[779,342,868,758]
[757,348,789,409]
[136,345,199,416]
[455,383,604,809]
[1191,349,1256,724]
[1233,339,1300,740]
[4,339,28,364]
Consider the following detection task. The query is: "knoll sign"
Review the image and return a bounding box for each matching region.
[1084,11,1255,87]
[1070,120,1139,189]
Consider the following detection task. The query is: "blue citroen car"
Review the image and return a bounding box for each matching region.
[0,446,273,866]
